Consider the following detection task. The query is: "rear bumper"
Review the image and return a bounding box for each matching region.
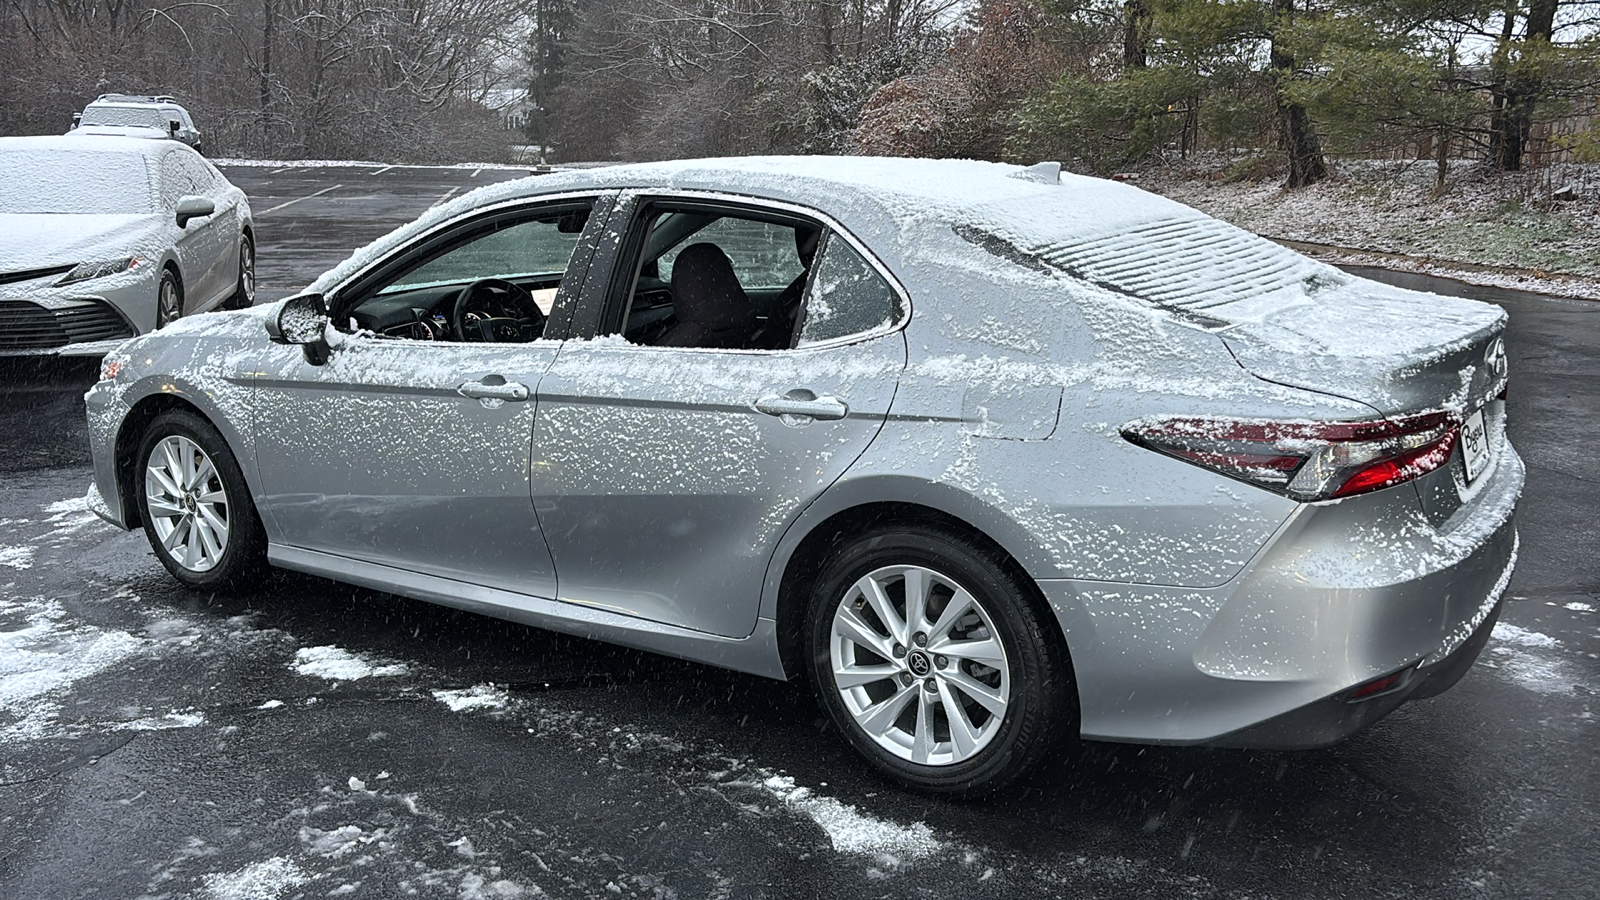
[1208,584,1505,749]
[1038,442,1524,747]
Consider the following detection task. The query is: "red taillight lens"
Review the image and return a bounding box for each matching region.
[1123,411,1461,502]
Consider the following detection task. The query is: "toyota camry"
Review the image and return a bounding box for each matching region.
[84,157,1521,793]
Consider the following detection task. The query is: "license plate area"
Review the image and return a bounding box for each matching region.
[1460,408,1489,484]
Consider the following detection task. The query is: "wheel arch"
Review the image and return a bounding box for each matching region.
[113,386,252,531]
[766,484,1079,699]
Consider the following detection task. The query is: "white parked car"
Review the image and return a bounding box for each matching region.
[0,136,254,354]
[69,94,204,153]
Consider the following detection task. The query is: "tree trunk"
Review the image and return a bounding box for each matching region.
[1270,0,1328,187]
[1122,0,1149,69]
[260,0,274,149]
[1489,0,1559,172]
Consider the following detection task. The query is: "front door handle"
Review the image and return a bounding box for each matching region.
[755,391,848,420]
[458,380,530,402]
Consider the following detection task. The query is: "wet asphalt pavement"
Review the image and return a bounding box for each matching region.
[0,166,1596,900]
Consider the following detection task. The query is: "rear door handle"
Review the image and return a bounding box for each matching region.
[458,380,530,402]
[755,392,848,420]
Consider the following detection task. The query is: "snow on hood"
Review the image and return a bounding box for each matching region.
[0,213,161,273]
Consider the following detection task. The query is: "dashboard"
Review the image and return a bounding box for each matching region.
[347,278,560,342]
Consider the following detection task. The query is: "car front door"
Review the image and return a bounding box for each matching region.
[250,195,609,599]
[161,151,228,307]
[530,194,907,638]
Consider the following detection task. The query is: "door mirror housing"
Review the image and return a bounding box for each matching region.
[266,293,333,365]
[175,195,215,229]
[169,120,181,134]
[71,113,82,128]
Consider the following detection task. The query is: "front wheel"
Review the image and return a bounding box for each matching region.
[225,234,256,310]
[155,267,184,328]
[137,409,266,589]
[805,526,1073,795]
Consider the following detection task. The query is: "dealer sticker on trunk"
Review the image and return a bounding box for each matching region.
[1461,408,1490,484]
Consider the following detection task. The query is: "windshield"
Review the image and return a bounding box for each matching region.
[80,105,168,128]
[0,150,155,214]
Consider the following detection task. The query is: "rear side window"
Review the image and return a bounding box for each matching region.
[658,217,802,291]
[796,236,900,346]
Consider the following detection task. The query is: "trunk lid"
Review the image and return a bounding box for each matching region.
[1217,275,1508,418]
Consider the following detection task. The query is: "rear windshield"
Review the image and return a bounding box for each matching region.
[959,189,1336,327]
[80,105,169,128]
[0,149,155,214]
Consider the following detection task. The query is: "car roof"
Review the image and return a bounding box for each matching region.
[3,134,185,158]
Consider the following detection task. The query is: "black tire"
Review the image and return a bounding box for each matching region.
[156,266,183,328]
[804,526,1073,795]
[226,234,255,310]
[136,409,266,590]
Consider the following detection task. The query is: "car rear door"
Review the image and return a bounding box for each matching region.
[530,193,907,638]
[250,195,610,600]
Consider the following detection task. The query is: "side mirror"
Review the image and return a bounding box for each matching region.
[265,294,333,365]
[175,195,214,228]
[169,120,181,134]
[72,113,82,127]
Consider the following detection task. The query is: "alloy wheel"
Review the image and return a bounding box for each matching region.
[829,564,1011,766]
[157,272,181,326]
[144,434,230,572]
[238,240,255,306]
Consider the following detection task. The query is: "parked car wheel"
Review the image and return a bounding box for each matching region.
[226,235,255,309]
[805,526,1072,795]
[156,267,183,327]
[137,409,266,589]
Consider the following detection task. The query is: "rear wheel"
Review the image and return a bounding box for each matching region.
[137,409,266,589]
[156,267,183,328]
[226,235,255,310]
[805,526,1072,795]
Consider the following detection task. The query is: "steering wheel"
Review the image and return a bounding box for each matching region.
[450,277,546,343]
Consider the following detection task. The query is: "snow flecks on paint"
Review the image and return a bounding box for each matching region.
[761,774,942,867]
[292,645,409,681]
[432,683,513,713]
[199,857,310,900]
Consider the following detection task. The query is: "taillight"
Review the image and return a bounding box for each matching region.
[1122,411,1460,502]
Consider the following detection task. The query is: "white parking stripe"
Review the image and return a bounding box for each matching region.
[470,168,482,177]
[429,187,460,208]
[370,165,395,175]
[258,185,344,215]
[270,166,294,175]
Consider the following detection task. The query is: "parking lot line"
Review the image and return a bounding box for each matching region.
[429,186,460,208]
[370,165,395,175]
[270,166,294,174]
[258,184,344,216]
[470,168,482,177]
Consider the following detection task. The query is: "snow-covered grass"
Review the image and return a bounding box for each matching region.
[1139,155,1600,299]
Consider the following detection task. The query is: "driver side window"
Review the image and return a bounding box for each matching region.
[345,202,593,342]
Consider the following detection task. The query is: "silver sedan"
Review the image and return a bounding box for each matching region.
[84,157,1521,793]
[0,135,254,355]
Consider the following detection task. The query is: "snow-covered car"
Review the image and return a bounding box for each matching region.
[84,157,1521,793]
[69,94,203,152]
[0,135,254,355]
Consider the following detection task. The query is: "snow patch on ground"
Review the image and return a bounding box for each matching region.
[433,683,513,713]
[0,597,146,743]
[0,544,34,569]
[762,774,942,866]
[292,645,409,681]
[1492,623,1559,648]
[1487,622,1586,695]
[1564,602,1594,612]
[200,857,310,900]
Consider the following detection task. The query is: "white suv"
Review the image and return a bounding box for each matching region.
[69,94,203,154]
